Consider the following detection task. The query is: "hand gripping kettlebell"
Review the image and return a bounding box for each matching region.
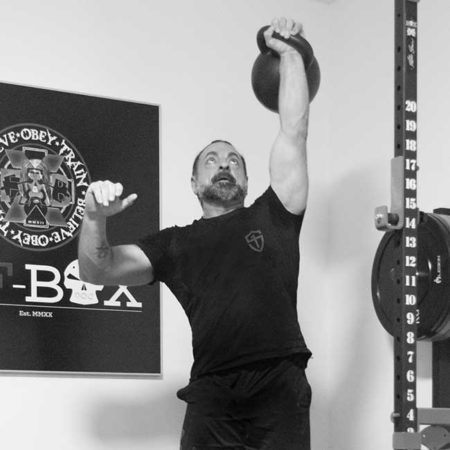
[251,26,321,112]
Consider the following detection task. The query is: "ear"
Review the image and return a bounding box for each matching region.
[242,177,249,196]
[191,176,199,195]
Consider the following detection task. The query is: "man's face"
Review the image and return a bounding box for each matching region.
[191,142,248,206]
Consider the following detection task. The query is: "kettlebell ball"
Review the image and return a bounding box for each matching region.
[251,25,321,112]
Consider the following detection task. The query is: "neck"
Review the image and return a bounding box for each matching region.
[201,199,244,219]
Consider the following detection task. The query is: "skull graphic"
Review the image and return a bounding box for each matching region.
[64,260,103,305]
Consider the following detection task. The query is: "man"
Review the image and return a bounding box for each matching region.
[79,17,312,450]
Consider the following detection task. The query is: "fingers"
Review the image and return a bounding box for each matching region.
[98,181,118,206]
[115,183,124,198]
[292,21,303,36]
[88,180,133,208]
[264,18,303,56]
[121,193,138,211]
[270,17,303,38]
[101,181,114,206]
[263,25,275,42]
[88,181,104,205]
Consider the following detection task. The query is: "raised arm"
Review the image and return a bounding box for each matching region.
[265,18,310,215]
[78,180,154,286]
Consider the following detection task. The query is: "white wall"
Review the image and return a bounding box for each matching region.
[0,0,448,449]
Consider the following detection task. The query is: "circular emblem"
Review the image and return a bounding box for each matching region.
[0,124,91,251]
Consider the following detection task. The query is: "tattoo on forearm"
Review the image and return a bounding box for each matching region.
[96,244,111,259]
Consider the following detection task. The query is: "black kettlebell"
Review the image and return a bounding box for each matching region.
[251,26,321,112]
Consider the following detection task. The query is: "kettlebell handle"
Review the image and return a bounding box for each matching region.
[256,25,315,70]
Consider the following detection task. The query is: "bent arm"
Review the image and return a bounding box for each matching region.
[268,24,310,215]
[78,215,154,286]
[78,180,154,286]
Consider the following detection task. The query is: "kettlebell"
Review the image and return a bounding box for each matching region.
[251,26,321,112]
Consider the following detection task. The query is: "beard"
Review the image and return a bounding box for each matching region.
[198,172,247,205]
[201,182,246,204]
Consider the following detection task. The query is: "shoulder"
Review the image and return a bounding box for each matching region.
[248,186,305,232]
[251,186,305,215]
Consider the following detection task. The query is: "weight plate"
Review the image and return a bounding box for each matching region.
[372,212,450,341]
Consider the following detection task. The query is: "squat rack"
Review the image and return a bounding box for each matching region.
[375,1,450,449]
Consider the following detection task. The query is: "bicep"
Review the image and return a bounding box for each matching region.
[104,244,154,286]
[269,131,308,215]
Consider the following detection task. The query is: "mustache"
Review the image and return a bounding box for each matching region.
[211,171,236,184]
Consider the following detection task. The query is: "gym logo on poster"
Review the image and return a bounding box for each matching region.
[0,124,90,251]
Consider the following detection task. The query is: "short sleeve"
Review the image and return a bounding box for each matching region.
[252,186,305,234]
[136,227,177,284]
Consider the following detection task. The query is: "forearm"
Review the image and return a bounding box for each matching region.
[78,215,113,284]
[265,18,310,214]
[278,52,309,141]
[269,51,309,214]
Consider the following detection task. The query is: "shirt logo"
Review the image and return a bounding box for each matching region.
[245,230,264,253]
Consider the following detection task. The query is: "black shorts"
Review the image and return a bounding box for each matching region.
[177,353,312,450]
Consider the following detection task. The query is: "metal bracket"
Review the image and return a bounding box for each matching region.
[421,426,450,450]
[419,408,450,426]
[375,156,405,231]
[393,431,422,449]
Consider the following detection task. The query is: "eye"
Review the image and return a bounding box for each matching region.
[229,157,239,165]
[205,156,216,165]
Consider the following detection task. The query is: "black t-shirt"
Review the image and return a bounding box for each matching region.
[138,187,311,379]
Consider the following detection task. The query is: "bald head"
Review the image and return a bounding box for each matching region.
[192,140,248,179]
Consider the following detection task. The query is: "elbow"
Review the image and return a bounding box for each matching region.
[281,116,309,141]
[295,126,308,142]
[78,266,94,284]
[78,261,106,286]
[280,126,308,145]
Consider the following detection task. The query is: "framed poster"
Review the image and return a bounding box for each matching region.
[0,82,160,376]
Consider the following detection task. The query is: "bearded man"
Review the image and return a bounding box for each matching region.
[78,17,313,450]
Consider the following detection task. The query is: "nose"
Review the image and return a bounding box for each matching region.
[219,161,230,171]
